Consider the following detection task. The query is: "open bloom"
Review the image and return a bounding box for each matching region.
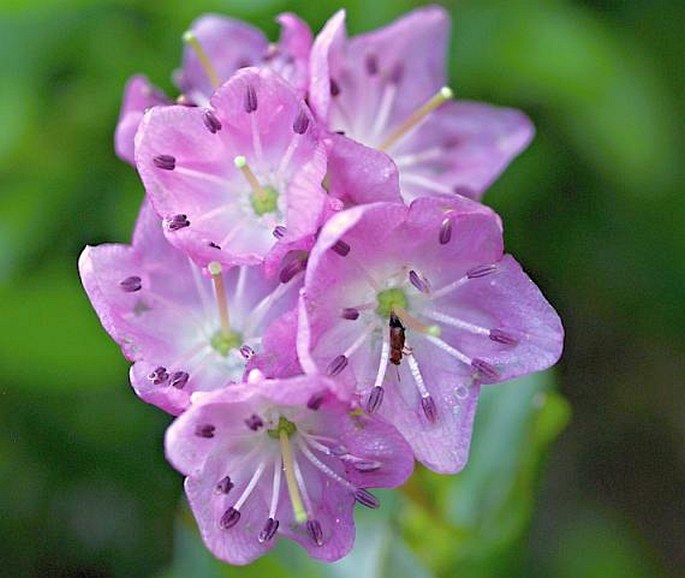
[78,201,298,415]
[165,370,414,564]
[298,196,563,473]
[136,67,328,268]
[309,7,533,204]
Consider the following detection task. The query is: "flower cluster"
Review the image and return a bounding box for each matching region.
[79,6,563,566]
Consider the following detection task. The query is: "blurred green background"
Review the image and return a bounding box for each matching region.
[1,0,683,577]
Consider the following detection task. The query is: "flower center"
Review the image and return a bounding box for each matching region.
[267,416,297,439]
[376,287,408,318]
[250,185,279,216]
[210,329,242,356]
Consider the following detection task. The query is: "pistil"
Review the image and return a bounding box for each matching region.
[208,261,231,337]
[378,86,454,151]
[392,305,440,337]
[234,156,278,215]
[182,31,220,89]
[279,429,307,524]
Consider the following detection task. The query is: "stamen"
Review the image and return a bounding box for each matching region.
[307,394,325,410]
[119,275,142,292]
[167,214,190,231]
[169,371,189,389]
[471,358,500,381]
[330,78,340,97]
[373,330,390,389]
[153,154,175,170]
[279,430,307,524]
[367,386,384,413]
[409,270,431,294]
[379,86,454,151]
[244,414,264,431]
[354,489,380,509]
[389,64,403,84]
[489,328,519,345]
[208,261,231,338]
[273,225,287,239]
[421,395,438,423]
[292,110,310,134]
[341,307,360,320]
[202,109,222,133]
[147,366,168,385]
[331,239,351,257]
[233,461,266,510]
[467,264,498,279]
[219,507,241,529]
[424,334,472,366]
[239,344,255,359]
[244,84,258,113]
[422,310,488,336]
[343,323,376,358]
[259,517,279,543]
[279,254,308,284]
[392,305,440,336]
[326,354,348,377]
[351,459,382,473]
[215,476,234,495]
[182,31,220,89]
[195,424,215,438]
[267,456,282,520]
[306,519,324,547]
[439,217,453,245]
[365,54,379,76]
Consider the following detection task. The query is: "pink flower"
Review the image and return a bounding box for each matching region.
[298,196,563,473]
[165,370,414,564]
[135,68,328,268]
[78,201,298,415]
[310,7,533,203]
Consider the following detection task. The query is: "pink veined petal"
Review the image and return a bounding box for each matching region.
[309,9,346,122]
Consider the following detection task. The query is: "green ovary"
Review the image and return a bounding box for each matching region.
[250,185,279,216]
[267,416,297,439]
[376,287,408,317]
[210,330,241,356]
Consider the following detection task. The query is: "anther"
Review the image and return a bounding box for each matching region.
[306,519,324,547]
[273,225,287,239]
[330,78,340,97]
[195,424,216,438]
[292,110,310,135]
[329,444,349,457]
[215,476,234,495]
[341,307,360,320]
[352,460,382,473]
[327,354,348,377]
[365,54,379,76]
[439,218,452,245]
[489,328,519,346]
[245,414,264,431]
[471,358,499,381]
[379,86,454,151]
[307,394,325,410]
[239,344,255,359]
[183,31,220,89]
[119,276,142,292]
[153,154,176,170]
[258,517,280,543]
[467,264,498,279]
[389,63,404,84]
[244,84,258,113]
[367,386,384,413]
[202,109,222,134]
[331,239,350,257]
[354,489,380,509]
[147,366,168,385]
[421,395,438,423]
[219,506,241,529]
[279,255,307,284]
[169,371,189,389]
[409,270,430,294]
[208,241,221,249]
[167,214,190,231]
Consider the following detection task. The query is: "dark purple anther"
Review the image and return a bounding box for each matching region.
[409,270,430,294]
[467,264,498,279]
[147,366,168,385]
[168,214,190,231]
[208,241,221,249]
[326,354,348,377]
[215,476,234,495]
[153,154,175,170]
[202,109,222,133]
[341,307,360,320]
[354,488,380,509]
[365,54,379,75]
[245,414,264,431]
[353,460,381,473]
[244,84,258,113]
[389,63,404,84]
[367,386,384,413]
[273,225,287,239]
[279,256,307,284]
[169,371,189,389]
[119,275,142,292]
[489,328,519,346]
[330,78,340,97]
[292,110,310,135]
[329,444,349,457]
[219,507,241,529]
[421,395,438,423]
[258,517,280,543]
[195,424,216,438]
[439,218,452,245]
[471,358,499,381]
[307,393,324,410]
[306,519,324,546]
[239,344,255,359]
[331,239,350,257]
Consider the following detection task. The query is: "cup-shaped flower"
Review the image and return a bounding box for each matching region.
[136,67,328,268]
[298,196,563,473]
[309,7,533,203]
[78,201,298,415]
[165,370,414,564]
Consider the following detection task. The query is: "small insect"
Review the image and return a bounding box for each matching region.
[389,312,406,366]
